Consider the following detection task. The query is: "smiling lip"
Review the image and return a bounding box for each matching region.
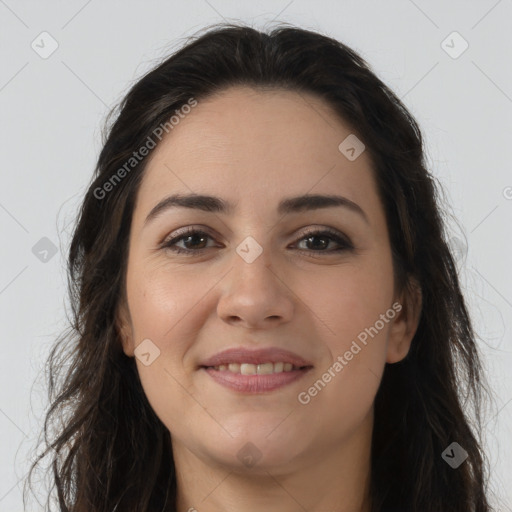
[199,347,313,394]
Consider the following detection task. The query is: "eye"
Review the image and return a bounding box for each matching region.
[292,228,353,256]
[160,227,353,256]
[160,227,216,254]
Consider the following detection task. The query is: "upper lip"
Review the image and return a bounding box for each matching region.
[200,347,313,368]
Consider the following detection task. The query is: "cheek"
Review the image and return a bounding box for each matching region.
[300,257,395,347]
[296,256,394,415]
[294,266,393,441]
[125,260,205,346]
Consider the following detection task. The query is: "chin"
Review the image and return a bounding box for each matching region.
[202,430,306,474]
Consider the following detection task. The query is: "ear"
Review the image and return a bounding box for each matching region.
[115,298,135,357]
[386,278,422,364]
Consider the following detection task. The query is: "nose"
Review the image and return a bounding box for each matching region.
[216,248,295,330]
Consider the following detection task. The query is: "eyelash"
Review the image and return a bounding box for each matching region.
[160,227,353,257]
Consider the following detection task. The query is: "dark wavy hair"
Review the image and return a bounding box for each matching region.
[24,22,499,512]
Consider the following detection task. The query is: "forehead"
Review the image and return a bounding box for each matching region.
[135,86,379,220]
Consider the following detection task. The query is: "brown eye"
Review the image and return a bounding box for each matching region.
[161,229,216,254]
[293,229,353,254]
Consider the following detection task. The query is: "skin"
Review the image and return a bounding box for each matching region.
[116,86,422,512]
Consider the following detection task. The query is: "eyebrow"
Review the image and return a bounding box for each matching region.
[143,193,369,226]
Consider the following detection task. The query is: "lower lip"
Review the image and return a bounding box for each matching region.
[202,367,313,393]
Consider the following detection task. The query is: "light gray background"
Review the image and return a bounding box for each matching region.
[1,0,511,510]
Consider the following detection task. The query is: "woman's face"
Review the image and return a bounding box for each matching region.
[117,86,420,474]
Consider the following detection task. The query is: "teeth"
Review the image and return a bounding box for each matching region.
[274,362,284,372]
[240,363,257,375]
[256,362,274,375]
[210,361,301,374]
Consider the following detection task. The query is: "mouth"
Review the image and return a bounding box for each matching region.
[198,346,314,393]
[199,362,313,393]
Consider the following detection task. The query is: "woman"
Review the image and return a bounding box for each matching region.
[24,22,497,512]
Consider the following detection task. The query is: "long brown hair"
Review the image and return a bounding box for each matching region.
[24,22,499,511]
